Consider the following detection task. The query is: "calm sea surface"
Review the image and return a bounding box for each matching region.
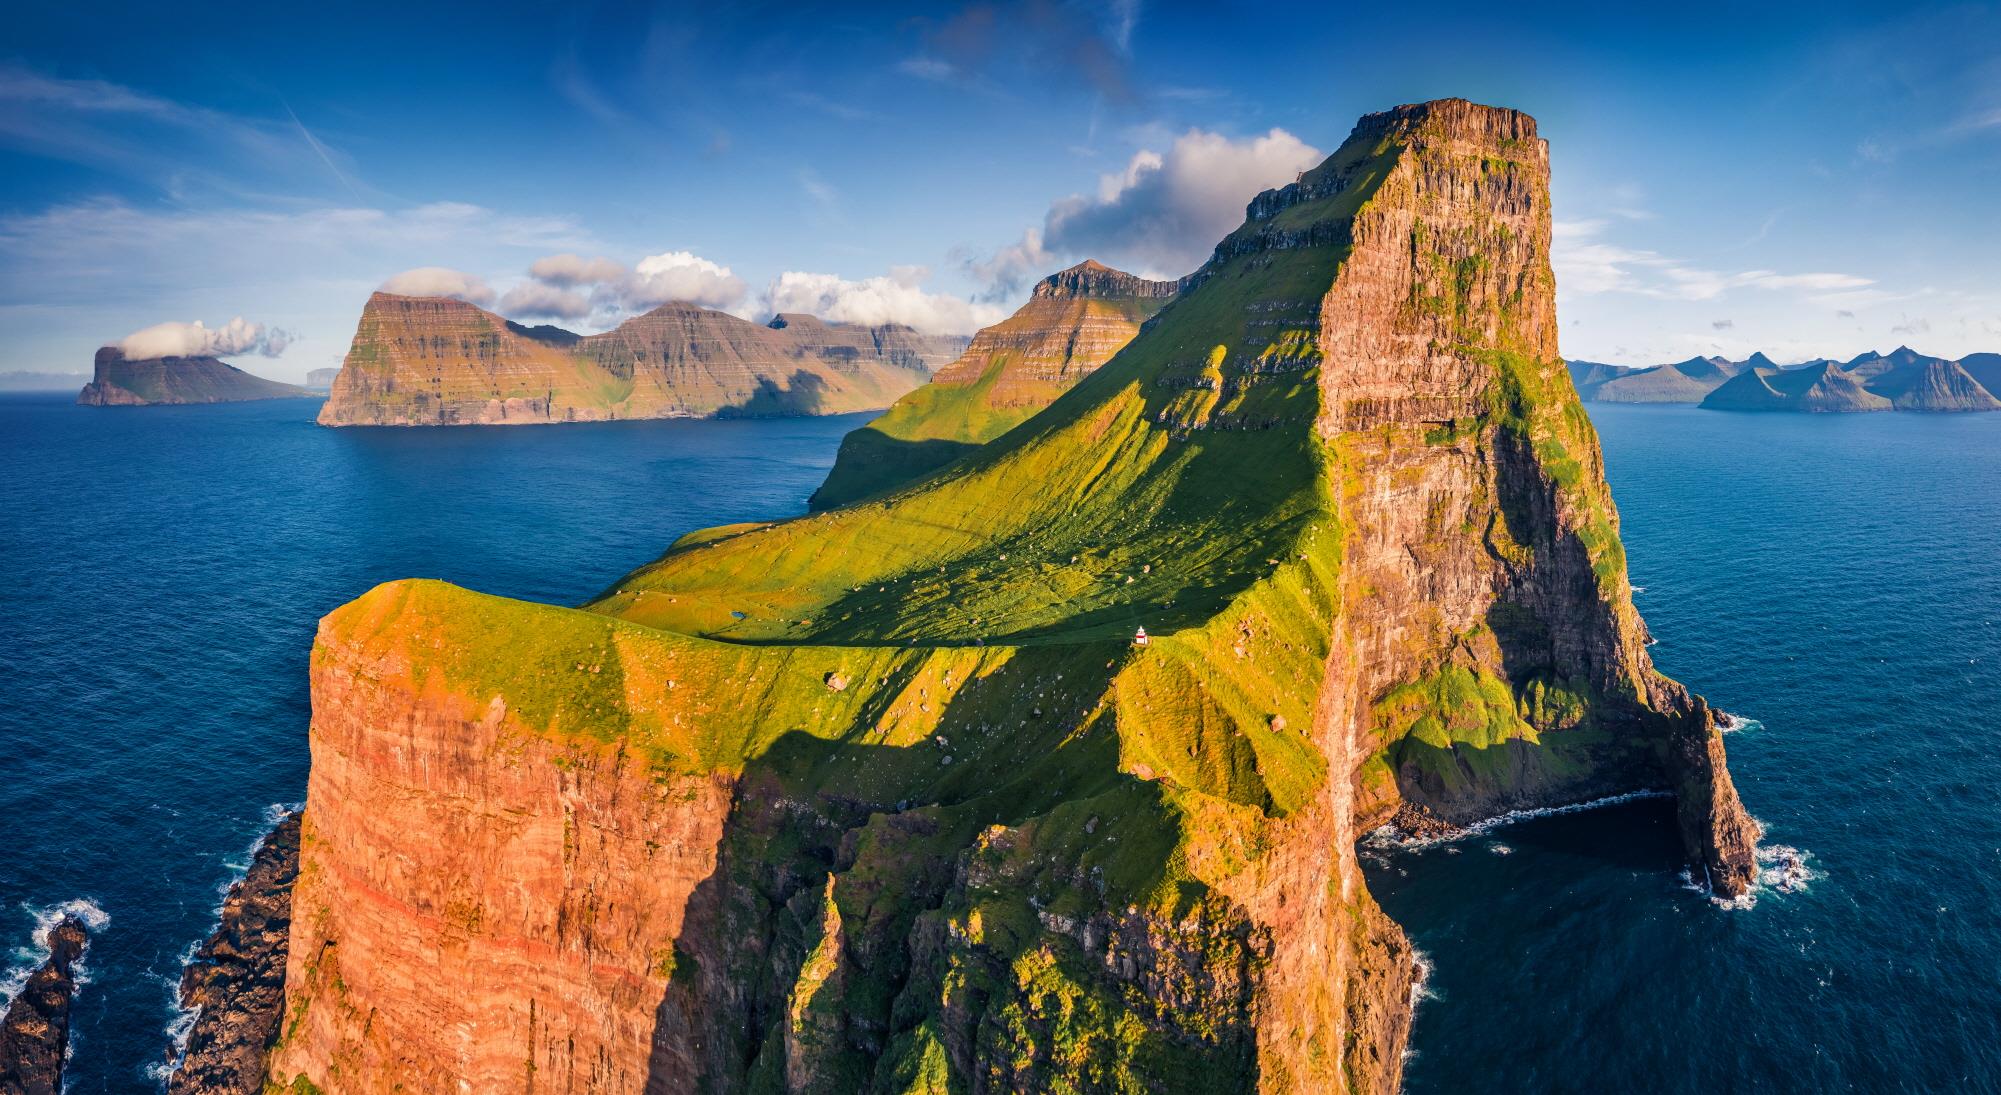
[3,396,1998,1091]
[0,395,865,1090]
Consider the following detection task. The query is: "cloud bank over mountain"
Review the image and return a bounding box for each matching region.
[116,316,292,358]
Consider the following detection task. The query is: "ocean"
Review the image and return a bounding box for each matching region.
[2,396,1997,1090]
[0,395,866,1091]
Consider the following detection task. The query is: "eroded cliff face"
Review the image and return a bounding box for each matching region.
[809,260,1178,510]
[316,296,967,427]
[77,347,314,406]
[269,99,1757,1094]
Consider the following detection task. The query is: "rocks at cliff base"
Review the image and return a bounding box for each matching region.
[166,811,301,1095]
[0,915,90,1095]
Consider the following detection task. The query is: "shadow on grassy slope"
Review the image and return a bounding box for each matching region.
[641,642,1261,1092]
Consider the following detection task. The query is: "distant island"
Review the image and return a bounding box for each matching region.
[809,259,1179,509]
[316,293,969,427]
[1569,347,2001,412]
[304,367,340,389]
[77,347,317,406]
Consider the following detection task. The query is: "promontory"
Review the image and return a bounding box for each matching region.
[181,99,1758,1094]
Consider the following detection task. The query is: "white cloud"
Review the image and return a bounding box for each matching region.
[379,266,495,305]
[527,253,627,288]
[629,251,747,311]
[763,267,1005,335]
[980,127,1322,290]
[496,282,591,320]
[502,250,748,324]
[116,316,292,359]
[1553,220,1872,303]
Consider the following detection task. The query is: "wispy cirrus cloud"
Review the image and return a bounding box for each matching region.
[1553,219,1872,303]
[0,64,366,200]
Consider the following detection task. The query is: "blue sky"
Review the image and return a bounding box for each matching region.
[4,0,1998,380]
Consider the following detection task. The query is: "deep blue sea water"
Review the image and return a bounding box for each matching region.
[3,396,1999,1091]
[1367,404,2001,1092]
[0,395,867,1091]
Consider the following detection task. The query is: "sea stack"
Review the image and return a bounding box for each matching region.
[264,99,1757,1093]
[315,295,968,427]
[0,916,90,1095]
[810,259,1179,509]
[77,347,314,406]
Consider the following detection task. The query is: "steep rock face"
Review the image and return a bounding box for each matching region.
[809,260,1177,510]
[271,100,1756,1095]
[77,347,315,406]
[317,295,967,427]
[0,916,89,1095]
[169,812,301,1095]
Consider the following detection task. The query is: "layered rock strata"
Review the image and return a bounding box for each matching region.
[77,348,314,406]
[268,99,1758,1094]
[167,812,302,1094]
[811,260,1177,509]
[317,296,967,427]
[0,916,89,1095]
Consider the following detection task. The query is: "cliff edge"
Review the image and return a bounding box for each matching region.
[810,260,1178,510]
[267,99,1757,1094]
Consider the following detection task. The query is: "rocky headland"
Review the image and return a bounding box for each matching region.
[77,347,316,406]
[0,916,90,1095]
[166,812,301,1095]
[810,259,1179,509]
[228,98,1760,1094]
[315,295,968,427]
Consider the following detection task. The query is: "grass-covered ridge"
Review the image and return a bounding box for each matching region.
[293,101,1728,1093]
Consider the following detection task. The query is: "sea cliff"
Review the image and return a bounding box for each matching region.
[316,296,966,427]
[77,347,314,406]
[261,99,1757,1093]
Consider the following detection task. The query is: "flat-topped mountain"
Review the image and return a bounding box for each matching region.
[238,100,1756,1095]
[809,259,1178,509]
[77,347,315,406]
[304,367,340,389]
[316,294,968,427]
[1572,346,2001,412]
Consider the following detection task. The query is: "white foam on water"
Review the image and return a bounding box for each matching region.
[153,803,302,1087]
[1680,836,1820,911]
[1488,843,1514,856]
[1363,789,1674,852]
[1715,711,1764,734]
[0,898,109,1011]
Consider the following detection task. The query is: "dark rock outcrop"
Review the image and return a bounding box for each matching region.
[0,916,89,1095]
[167,812,301,1095]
